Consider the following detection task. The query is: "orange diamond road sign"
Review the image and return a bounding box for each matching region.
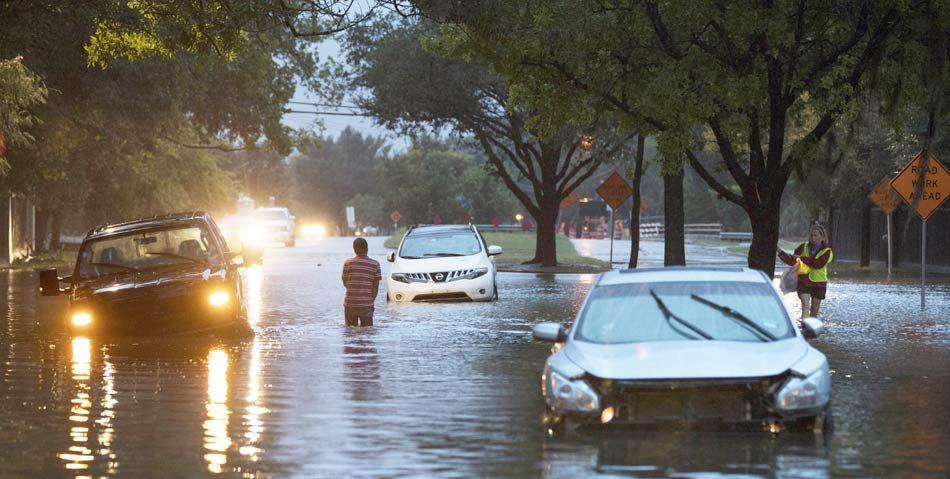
[390,210,401,223]
[890,152,950,220]
[867,176,902,214]
[596,172,633,209]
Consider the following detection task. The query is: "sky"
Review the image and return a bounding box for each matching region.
[280,29,410,152]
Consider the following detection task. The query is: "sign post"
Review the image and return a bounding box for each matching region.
[390,210,401,232]
[596,172,633,268]
[889,152,950,309]
[867,177,902,281]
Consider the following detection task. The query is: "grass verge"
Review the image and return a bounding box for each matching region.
[8,250,77,270]
[383,229,608,272]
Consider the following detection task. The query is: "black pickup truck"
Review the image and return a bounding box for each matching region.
[40,212,252,336]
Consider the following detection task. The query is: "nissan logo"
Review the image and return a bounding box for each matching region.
[434,273,444,281]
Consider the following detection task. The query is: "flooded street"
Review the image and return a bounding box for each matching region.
[1,237,948,478]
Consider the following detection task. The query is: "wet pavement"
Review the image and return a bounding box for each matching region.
[1,236,948,478]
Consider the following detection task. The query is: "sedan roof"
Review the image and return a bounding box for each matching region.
[597,266,770,286]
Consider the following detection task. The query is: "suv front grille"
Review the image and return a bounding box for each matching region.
[403,269,480,283]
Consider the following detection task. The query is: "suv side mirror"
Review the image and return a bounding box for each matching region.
[487,245,503,256]
[39,269,62,296]
[387,252,396,262]
[802,317,824,339]
[532,322,567,342]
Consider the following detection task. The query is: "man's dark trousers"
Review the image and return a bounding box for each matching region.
[344,307,374,327]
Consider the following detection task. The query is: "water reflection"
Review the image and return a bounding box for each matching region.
[541,431,830,478]
[239,336,268,461]
[59,337,95,473]
[342,328,381,403]
[244,265,263,327]
[204,348,231,474]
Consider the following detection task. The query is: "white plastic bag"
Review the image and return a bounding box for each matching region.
[779,263,798,295]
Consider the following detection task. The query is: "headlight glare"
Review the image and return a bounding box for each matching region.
[775,364,830,412]
[209,290,229,307]
[544,365,600,413]
[71,312,92,327]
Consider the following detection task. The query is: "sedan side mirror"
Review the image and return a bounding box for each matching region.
[802,317,825,339]
[533,322,568,342]
[39,268,62,296]
[487,245,503,256]
[387,252,396,262]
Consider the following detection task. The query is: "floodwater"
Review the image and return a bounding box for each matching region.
[1,237,948,478]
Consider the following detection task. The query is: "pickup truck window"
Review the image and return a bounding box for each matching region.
[77,225,221,278]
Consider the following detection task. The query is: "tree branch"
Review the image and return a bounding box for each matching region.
[685,150,744,207]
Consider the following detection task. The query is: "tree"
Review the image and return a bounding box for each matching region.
[417,0,920,275]
[0,55,46,164]
[342,18,617,265]
[290,128,389,232]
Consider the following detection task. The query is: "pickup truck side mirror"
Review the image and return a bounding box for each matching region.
[387,252,396,262]
[225,252,245,267]
[39,269,63,296]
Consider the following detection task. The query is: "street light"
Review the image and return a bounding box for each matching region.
[515,213,524,222]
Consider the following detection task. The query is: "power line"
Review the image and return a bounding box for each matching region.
[286,100,361,109]
[283,109,374,117]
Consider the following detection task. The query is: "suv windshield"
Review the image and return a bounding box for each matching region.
[399,230,482,258]
[77,225,221,278]
[255,210,287,221]
[575,281,793,343]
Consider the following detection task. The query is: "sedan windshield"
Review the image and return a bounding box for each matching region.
[399,231,482,258]
[576,281,793,343]
[77,225,220,278]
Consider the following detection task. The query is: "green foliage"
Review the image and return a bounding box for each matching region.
[0,56,47,155]
[376,139,518,225]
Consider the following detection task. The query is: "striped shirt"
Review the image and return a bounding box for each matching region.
[342,255,382,308]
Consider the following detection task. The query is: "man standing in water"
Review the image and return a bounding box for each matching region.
[342,237,382,327]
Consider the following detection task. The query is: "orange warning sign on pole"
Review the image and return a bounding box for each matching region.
[890,152,949,220]
[867,176,902,214]
[596,172,633,210]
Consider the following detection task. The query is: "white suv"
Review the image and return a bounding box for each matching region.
[254,207,296,247]
[387,225,502,302]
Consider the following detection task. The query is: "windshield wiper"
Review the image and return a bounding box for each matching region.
[145,252,205,264]
[85,262,139,273]
[689,294,776,342]
[424,253,465,257]
[400,255,423,259]
[649,289,712,340]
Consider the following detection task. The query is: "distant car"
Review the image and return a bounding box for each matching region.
[386,224,502,302]
[253,207,296,247]
[39,212,251,336]
[533,267,831,432]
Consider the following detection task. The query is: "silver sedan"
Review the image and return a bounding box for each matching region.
[533,267,832,433]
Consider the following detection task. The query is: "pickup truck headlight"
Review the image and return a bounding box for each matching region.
[71,312,92,327]
[775,364,830,412]
[543,364,600,413]
[208,290,229,307]
[448,267,488,282]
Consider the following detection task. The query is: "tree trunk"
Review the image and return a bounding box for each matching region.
[748,207,781,277]
[629,135,645,268]
[663,169,685,266]
[48,212,62,252]
[860,201,871,267]
[530,202,559,267]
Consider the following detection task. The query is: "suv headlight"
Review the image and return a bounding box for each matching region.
[543,364,600,413]
[775,363,830,412]
[391,273,425,284]
[448,267,488,282]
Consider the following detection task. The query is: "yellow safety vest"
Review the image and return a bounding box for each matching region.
[798,242,833,282]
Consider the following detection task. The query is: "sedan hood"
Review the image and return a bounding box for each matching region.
[563,338,808,380]
[393,254,487,273]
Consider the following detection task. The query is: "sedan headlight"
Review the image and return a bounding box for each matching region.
[775,363,831,412]
[543,364,600,413]
[448,267,488,282]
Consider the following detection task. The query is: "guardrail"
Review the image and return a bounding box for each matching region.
[474,224,526,233]
[720,231,753,242]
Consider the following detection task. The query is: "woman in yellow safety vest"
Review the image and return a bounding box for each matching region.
[778,223,833,319]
